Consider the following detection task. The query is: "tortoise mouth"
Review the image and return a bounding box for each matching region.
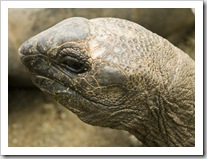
[30,75,72,96]
[20,53,77,95]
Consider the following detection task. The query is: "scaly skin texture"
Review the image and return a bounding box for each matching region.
[19,17,195,147]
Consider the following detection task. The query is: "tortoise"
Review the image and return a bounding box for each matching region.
[19,17,194,147]
[8,8,194,87]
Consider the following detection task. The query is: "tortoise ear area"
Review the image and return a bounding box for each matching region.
[94,63,127,86]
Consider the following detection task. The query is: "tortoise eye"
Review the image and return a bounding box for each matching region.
[59,56,88,74]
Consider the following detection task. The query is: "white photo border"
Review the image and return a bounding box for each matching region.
[1,0,203,156]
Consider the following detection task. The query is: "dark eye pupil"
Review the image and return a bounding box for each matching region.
[69,61,83,70]
[60,56,87,74]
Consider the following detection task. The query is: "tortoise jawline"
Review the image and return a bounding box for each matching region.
[31,75,73,96]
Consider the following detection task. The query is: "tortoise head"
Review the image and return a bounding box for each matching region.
[19,17,134,128]
[19,17,195,146]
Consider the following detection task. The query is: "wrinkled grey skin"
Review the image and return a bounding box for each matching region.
[19,17,195,147]
[9,8,194,87]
